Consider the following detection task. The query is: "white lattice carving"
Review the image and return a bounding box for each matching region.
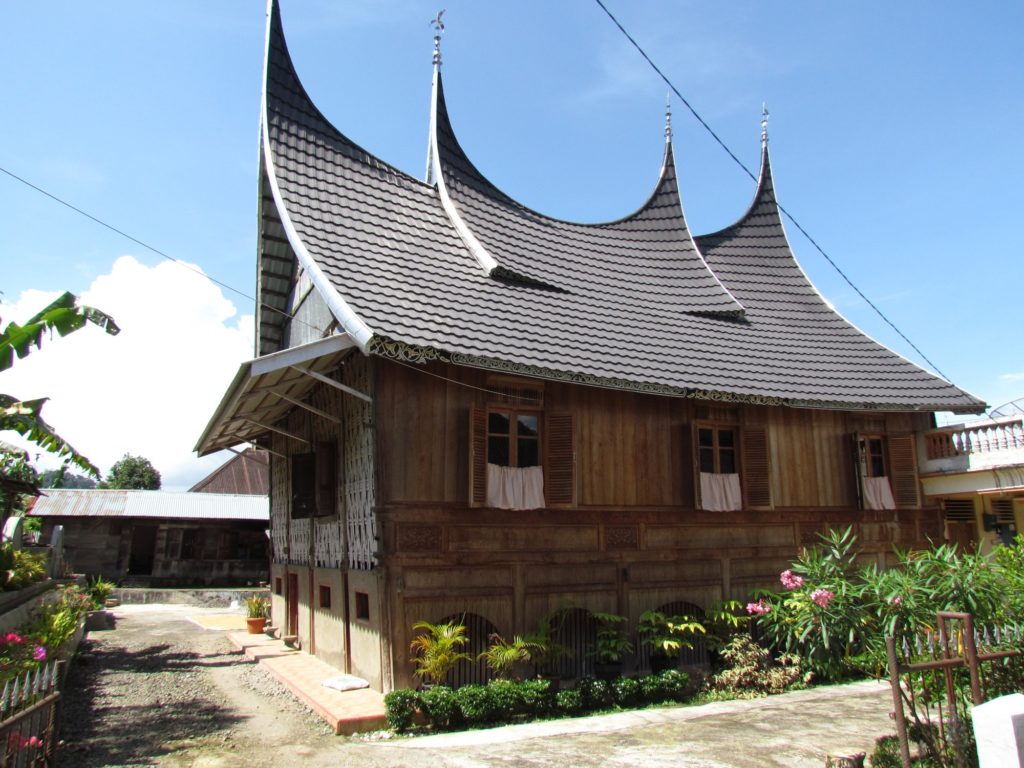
[314,519,344,568]
[270,443,289,564]
[343,357,378,570]
[289,517,310,566]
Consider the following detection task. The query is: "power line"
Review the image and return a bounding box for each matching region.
[592,0,949,382]
[0,164,323,336]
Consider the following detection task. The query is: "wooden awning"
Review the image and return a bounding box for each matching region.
[194,334,366,457]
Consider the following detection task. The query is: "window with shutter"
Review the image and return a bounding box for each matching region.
[742,427,772,509]
[887,434,920,509]
[546,412,575,506]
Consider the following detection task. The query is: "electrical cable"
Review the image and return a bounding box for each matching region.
[0,164,327,337]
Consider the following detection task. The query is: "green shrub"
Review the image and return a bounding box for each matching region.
[870,735,902,768]
[455,684,499,723]
[556,687,584,714]
[419,685,459,730]
[6,550,47,590]
[611,675,641,707]
[576,676,613,710]
[517,678,555,715]
[654,669,691,701]
[87,576,116,609]
[383,688,420,733]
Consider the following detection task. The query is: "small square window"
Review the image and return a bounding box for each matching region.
[319,585,331,609]
[355,591,370,621]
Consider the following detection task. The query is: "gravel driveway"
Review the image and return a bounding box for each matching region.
[57,604,895,768]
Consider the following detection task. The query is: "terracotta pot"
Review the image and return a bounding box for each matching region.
[246,617,267,634]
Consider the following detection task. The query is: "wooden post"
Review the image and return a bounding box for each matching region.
[885,636,913,768]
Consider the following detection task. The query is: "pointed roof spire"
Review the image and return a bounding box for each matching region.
[664,92,673,144]
[761,103,769,145]
[431,9,445,67]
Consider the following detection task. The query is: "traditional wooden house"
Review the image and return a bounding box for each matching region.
[196,2,985,691]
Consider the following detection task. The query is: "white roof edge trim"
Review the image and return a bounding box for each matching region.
[429,65,499,276]
[260,0,374,352]
[666,140,745,314]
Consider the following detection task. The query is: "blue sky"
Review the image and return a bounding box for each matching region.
[2,1,1022,487]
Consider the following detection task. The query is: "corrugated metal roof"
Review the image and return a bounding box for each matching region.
[30,490,268,522]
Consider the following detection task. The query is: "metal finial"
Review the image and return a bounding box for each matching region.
[664,93,672,143]
[761,103,769,144]
[431,9,445,66]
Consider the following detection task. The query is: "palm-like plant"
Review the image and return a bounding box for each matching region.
[409,619,471,685]
[478,633,546,680]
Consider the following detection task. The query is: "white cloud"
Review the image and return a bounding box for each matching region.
[1,256,254,490]
[998,372,1024,383]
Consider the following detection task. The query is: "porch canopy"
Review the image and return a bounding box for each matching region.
[195,334,367,457]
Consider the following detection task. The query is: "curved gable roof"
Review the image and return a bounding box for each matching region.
[259,0,985,413]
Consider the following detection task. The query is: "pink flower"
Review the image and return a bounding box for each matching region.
[3,633,23,645]
[32,646,46,661]
[810,589,834,609]
[780,570,804,590]
[889,595,903,606]
[746,599,771,616]
[25,736,42,749]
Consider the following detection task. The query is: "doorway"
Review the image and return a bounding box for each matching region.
[128,525,158,575]
[286,572,299,636]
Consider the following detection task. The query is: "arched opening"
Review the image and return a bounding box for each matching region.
[542,607,598,680]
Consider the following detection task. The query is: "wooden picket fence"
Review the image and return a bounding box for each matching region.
[885,612,1022,768]
[0,661,64,768]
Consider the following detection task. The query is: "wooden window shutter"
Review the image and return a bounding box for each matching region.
[742,427,772,509]
[469,407,487,507]
[888,433,920,508]
[545,412,575,506]
[316,441,337,517]
[680,423,696,509]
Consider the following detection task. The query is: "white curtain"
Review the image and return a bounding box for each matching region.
[863,475,896,510]
[699,472,742,512]
[486,464,545,510]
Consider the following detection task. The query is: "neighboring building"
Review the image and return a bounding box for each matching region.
[195,3,985,691]
[189,448,269,495]
[29,490,269,586]
[919,402,1024,551]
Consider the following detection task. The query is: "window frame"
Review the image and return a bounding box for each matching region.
[486,407,542,469]
[696,423,740,476]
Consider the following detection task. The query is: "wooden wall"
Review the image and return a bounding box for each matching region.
[371,359,939,690]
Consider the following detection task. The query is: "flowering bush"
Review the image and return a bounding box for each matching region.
[751,528,1024,681]
[0,585,91,684]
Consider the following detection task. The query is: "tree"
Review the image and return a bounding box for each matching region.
[99,454,161,490]
[1,291,119,477]
[37,469,97,489]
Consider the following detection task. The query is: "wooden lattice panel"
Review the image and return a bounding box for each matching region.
[342,356,378,570]
[289,518,310,566]
[270,436,290,563]
[314,519,344,568]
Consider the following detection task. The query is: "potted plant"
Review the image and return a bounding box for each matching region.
[245,594,270,634]
[591,611,632,680]
[409,619,471,687]
[637,609,706,673]
[478,633,545,680]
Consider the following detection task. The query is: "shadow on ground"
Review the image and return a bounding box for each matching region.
[57,639,245,768]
